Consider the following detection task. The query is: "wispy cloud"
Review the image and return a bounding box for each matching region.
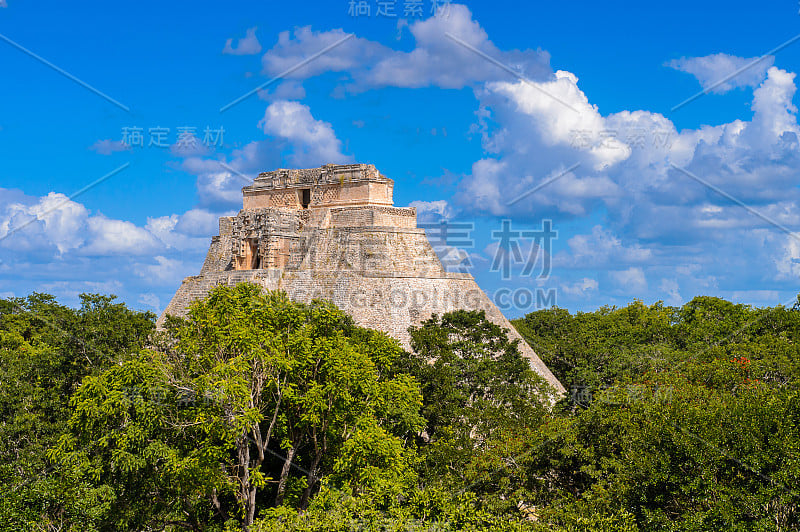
[223,27,262,55]
[90,139,131,155]
[667,52,774,93]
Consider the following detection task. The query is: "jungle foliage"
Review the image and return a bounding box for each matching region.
[1,286,799,530]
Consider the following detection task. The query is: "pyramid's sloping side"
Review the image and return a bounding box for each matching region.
[160,222,565,395]
[161,270,565,395]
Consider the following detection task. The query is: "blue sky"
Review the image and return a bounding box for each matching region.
[2,0,800,317]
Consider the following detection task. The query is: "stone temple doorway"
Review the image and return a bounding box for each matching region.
[234,238,260,270]
[247,239,260,269]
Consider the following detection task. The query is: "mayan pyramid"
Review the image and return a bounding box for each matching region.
[160,163,565,394]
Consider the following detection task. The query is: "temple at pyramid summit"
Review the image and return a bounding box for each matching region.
[159,163,565,394]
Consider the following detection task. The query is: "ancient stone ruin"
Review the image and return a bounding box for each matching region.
[160,163,565,394]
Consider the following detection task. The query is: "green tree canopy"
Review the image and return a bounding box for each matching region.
[51,284,424,530]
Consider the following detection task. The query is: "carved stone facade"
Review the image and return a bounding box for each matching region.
[160,163,565,395]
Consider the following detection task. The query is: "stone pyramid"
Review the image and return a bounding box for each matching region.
[159,163,565,394]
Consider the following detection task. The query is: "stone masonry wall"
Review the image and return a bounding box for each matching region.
[159,164,565,395]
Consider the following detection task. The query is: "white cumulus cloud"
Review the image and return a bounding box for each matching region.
[258,100,352,166]
[667,53,774,93]
[609,267,647,293]
[259,5,550,93]
[561,277,599,297]
[409,200,456,222]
